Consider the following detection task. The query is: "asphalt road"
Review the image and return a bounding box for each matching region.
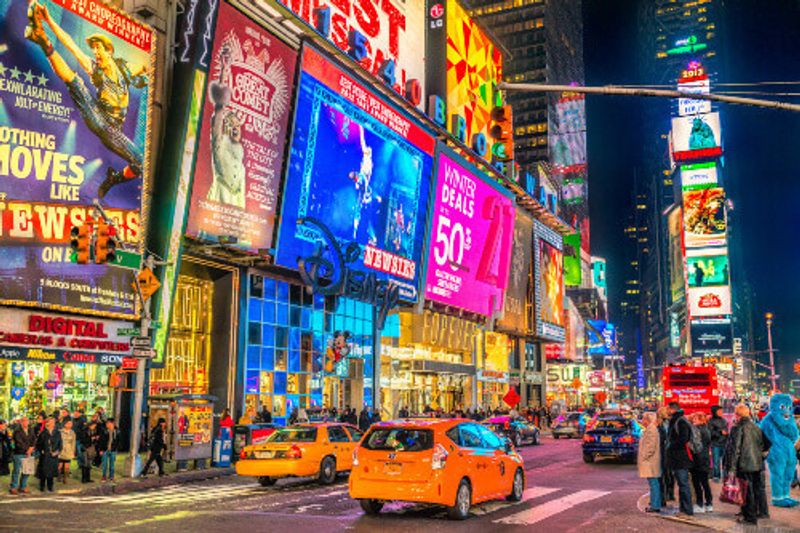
[0,436,703,532]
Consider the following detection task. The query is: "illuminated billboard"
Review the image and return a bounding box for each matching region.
[668,207,685,303]
[671,112,722,161]
[688,286,732,318]
[276,46,435,302]
[424,147,516,317]
[0,0,155,317]
[686,249,729,288]
[680,162,718,191]
[592,258,607,290]
[185,2,298,253]
[683,188,727,248]
[563,232,582,287]
[690,320,733,358]
[278,0,426,109]
[498,208,533,334]
[534,220,565,341]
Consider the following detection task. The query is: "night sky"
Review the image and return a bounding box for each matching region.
[584,0,800,382]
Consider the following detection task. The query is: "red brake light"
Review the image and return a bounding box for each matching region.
[582,434,595,443]
[286,445,302,459]
[619,436,635,444]
[504,421,510,430]
[432,443,448,470]
[240,449,248,460]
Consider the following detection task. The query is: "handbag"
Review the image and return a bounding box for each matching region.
[21,456,36,476]
[720,474,747,506]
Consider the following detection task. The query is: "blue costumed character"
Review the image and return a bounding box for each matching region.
[759,393,799,507]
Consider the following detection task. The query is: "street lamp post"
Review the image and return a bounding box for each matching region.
[766,312,778,393]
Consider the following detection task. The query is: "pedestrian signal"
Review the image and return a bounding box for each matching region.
[489,105,514,161]
[94,222,118,264]
[69,221,93,264]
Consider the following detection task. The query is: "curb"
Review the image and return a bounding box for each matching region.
[636,492,718,531]
[75,467,236,496]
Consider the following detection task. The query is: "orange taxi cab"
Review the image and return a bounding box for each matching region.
[236,423,364,486]
[349,418,525,520]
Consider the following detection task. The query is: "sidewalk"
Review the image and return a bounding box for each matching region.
[639,476,799,532]
[4,453,235,497]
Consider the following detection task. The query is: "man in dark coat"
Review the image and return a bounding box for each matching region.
[140,418,167,477]
[358,409,371,432]
[707,405,728,482]
[0,419,11,476]
[10,416,37,494]
[35,417,63,492]
[666,401,694,516]
[729,404,766,525]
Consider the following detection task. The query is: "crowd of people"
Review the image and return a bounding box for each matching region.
[1,405,124,495]
[638,402,780,526]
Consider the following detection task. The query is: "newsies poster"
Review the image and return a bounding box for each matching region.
[0,0,155,317]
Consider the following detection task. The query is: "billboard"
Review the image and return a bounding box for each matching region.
[536,231,565,342]
[686,249,729,288]
[687,286,732,317]
[278,0,426,108]
[668,207,685,302]
[690,320,733,358]
[0,0,155,318]
[498,208,533,334]
[185,2,298,253]
[592,257,607,289]
[680,162,718,191]
[683,188,726,248]
[424,147,515,317]
[671,112,722,161]
[276,46,435,302]
[563,232,581,287]
[678,79,711,116]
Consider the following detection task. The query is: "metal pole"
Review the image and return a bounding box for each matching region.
[766,313,777,393]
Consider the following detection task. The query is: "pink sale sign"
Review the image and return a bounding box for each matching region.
[424,151,516,316]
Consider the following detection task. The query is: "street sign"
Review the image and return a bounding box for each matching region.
[122,357,138,370]
[134,267,161,302]
[132,348,156,358]
[117,327,141,337]
[130,336,151,348]
[111,249,142,270]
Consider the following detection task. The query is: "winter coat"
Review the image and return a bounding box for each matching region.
[707,414,728,447]
[12,425,36,455]
[730,417,765,474]
[667,411,693,471]
[59,428,77,460]
[658,423,669,471]
[35,428,63,479]
[358,411,371,432]
[690,424,711,473]
[638,424,662,478]
[148,426,166,454]
[0,431,11,475]
[97,428,122,453]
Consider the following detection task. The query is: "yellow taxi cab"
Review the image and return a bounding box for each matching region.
[236,422,364,486]
[349,418,525,520]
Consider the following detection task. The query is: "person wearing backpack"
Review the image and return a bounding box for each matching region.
[666,401,694,516]
[689,412,713,513]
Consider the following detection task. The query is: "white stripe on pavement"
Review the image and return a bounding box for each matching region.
[471,486,560,516]
[494,489,610,525]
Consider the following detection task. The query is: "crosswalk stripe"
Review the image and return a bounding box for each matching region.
[494,489,610,525]
[471,486,560,516]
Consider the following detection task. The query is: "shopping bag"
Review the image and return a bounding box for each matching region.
[21,456,36,476]
[719,474,746,506]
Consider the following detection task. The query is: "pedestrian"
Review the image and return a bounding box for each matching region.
[58,418,76,483]
[707,405,728,482]
[256,406,272,424]
[57,408,71,429]
[34,412,46,438]
[97,418,121,482]
[638,412,663,513]
[689,412,713,513]
[220,408,234,429]
[398,406,409,419]
[358,409,371,432]
[372,407,382,423]
[297,406,309,423]
[666,401,694,516]
[727,404,766,525]
[77,420,98,483]
[656,407,675,503]
[0,419,11,476]
[35,417,62,492]
[239,407,256,425]
[141,418,167,477]
[9,416,36,495]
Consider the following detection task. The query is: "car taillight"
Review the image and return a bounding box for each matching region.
[431,443,448,470]
[619,436,635,444]
[582,434,595,443]
[504,421,510,430]
[352,447,359,466]
[240,449,249,459]
[286,445,302,459]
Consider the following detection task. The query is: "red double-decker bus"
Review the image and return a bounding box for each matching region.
[662,365,719,415]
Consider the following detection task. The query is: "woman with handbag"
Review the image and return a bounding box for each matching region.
[35,417,63,492]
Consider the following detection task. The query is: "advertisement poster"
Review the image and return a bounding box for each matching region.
[278,0,426,109]
[683,187,726,248]
[276,46,435,302]
[539,239,565,329]
[0,0,154,317]
[668,207,685,302]
[690,320,733,358]
[688,286,732,317]
[0,307,133,365]
[671,112,722,161]
[677,78,711,116]
[680,162,718,191]
[498,209,533,334]
[185,2,297,253]
[563,232,581,287]
[424,148,515,317]
[686,249,729,288]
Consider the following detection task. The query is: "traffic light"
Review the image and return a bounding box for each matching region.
[94,221,118,264]
[489,105,514,162]
[69,220,92,264]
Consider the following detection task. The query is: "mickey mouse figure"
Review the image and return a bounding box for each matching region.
[325,331,351,373]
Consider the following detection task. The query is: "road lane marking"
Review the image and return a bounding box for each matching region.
[493,489,610,525]
[471,486,560,516]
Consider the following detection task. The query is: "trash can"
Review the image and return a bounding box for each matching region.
[212,427,233,467]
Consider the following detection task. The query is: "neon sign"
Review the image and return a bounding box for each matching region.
[667,35,708,56]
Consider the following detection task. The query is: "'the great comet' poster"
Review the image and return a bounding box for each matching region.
[0,0,154,317]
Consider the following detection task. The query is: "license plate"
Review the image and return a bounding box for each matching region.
[255,450,275,459]
[383,462,402,475]
[601,436,612,443]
